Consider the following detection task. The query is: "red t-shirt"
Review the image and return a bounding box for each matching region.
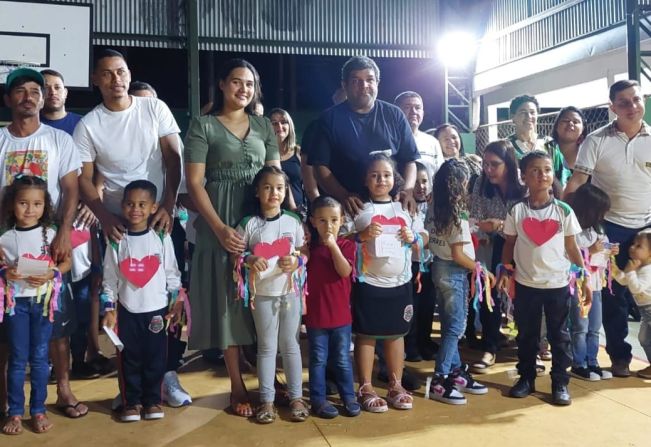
[305,238,356,329]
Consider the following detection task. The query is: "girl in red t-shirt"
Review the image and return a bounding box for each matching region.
[305,196,360,419]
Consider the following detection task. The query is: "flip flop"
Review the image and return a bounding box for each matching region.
[31,413,53,434]
[2,416,23,435]
[56,402,89,418]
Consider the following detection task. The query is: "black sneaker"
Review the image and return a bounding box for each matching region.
[452,364,488,395]
[552,382,572,406]
[425,375,467,405]
[377,368,420,391]
[509,377,535,398]
[571,366,600,381]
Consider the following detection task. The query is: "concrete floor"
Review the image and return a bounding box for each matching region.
[4,332,651,447]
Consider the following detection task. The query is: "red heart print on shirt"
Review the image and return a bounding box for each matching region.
[22,253,52,263]
[119,256,160,288]
[371,215,407,227]
[71,229,91,249]
[253,237,292,259]
[522,217,560,246]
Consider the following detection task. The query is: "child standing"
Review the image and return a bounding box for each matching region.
[235,166,308,424]
[305,196,360,419]
[566,184,615,381]
[499,151,591,405]
[348,153,426,413]
[611,229,651,379]
[1,176,71,435]
[426,159,491,405]
[102,180,183,422]
[405,162,437,362]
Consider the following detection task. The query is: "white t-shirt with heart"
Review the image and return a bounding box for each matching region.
[237,211,305,297]
[0,225,56,297]
[503,199,581,289]
[102,229,181,313]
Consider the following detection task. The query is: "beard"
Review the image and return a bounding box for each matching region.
[42,102,64,114]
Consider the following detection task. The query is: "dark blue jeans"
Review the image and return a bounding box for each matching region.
[7,297,53,416]
[307,325,355,406]
[602,221,650,364]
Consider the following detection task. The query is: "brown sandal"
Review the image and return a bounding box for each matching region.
[289,398,309,422]
[2,416,23,435]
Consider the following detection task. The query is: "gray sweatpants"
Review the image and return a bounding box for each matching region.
[251,292,303,403]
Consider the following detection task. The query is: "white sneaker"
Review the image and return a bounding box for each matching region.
[163,371,192,407]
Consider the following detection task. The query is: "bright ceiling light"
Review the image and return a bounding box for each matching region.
[437,31,477,68]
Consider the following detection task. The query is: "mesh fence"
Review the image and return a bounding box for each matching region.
[474,104,611,155]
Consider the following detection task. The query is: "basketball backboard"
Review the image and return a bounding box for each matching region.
[0,0,92,89]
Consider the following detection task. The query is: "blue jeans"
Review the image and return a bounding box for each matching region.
[432,258,469,376]
[307,325,355,406]
[570,290,602,368]
[6,297,53,416]
[602,221,650,363]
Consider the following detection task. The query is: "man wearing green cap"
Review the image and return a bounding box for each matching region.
[0,68,86,431]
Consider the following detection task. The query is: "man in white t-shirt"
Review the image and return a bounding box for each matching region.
[565,79,651,378]
[74,49,182,243]
[0,68,85,419]
[395,91,444,180]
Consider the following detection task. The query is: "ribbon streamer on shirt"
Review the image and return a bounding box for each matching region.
[496,263,516,300]
[470,262,493,313]
[233,251,253,308]
[569,264,590,318]
[166,287,192,336]
[0,267,61,323]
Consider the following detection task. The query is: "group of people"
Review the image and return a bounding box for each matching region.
[0,49,649,434]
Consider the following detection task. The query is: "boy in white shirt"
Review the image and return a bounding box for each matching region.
[102,180,183,422]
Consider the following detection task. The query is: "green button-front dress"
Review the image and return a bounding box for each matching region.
[184,114,279,350]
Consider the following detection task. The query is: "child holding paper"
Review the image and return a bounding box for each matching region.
[347,153,427,413]
[234,166,308,424]
[101,180,183,423]
[0,176,71,435]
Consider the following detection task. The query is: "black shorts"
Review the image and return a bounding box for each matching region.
[352,281,413,338]
[51,278,77,339]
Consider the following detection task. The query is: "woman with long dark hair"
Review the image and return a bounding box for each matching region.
[468,139,525,372]
[184,59,279,417]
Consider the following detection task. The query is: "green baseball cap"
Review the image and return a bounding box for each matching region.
[5,68,45,91]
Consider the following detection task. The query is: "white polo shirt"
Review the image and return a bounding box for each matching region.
[413,130,444,179]
[575,121,651,228]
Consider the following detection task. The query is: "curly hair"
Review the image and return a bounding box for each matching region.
[431,159,469,236]
[362,153,405,201]
[1,176,54,230]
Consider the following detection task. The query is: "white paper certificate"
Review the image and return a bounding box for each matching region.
[16,257,50,276]
[371,225,403,258]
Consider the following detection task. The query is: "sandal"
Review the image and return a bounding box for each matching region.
[2,415,23,435]
[472,352,496,374]
[289,398,309,422]
[386,378,413,410]
[540,350,552,361]
[357,383,388,413]
[31,413,53,434]
[255,402,277,424]
[229,394,253,418]
[55,401,89,419]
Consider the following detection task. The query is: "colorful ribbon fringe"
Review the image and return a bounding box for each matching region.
[470,262,493,313]
[0,267,62,323]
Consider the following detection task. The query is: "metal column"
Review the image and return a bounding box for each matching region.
[186,0,200,118]
[626,0,651,82]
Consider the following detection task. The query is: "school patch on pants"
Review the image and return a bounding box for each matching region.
[149,315,164,334]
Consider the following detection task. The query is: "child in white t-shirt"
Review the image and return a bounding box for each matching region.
[0,176,71,435]
[235,166,308,424]
[611,229,651,379]
[499,151,590,406]
[101,180,183,423]
[425,159,492,405]
[566,183,616,381]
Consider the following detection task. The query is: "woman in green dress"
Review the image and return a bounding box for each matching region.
[184,59,279,417]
